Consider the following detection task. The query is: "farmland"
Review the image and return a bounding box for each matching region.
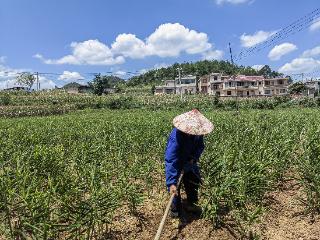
[1,103,320,239]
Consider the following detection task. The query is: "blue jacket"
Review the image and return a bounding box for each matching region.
[165,128,205,188]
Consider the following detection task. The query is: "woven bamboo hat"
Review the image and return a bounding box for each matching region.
[173,109,213,135]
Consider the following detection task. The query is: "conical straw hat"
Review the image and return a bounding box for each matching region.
[173,109,213,135]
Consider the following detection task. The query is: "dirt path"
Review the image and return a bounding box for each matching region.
[109,180,320,240]
[253,179,320,240]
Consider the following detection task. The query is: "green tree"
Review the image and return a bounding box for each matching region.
[16,72,36,90]
[288,82,307,94]
[89,75,124,95]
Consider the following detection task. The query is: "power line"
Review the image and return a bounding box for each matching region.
[235,8,320,62]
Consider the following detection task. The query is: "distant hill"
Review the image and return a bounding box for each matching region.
[62,82,83,89]
[127,60,284,86]
[103,76,125,87]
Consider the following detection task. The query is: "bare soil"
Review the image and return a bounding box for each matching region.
[108,179,320,240]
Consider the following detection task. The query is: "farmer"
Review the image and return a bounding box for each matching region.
[165,109,213,218]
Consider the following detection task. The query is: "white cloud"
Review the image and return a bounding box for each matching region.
[202,50,224,60]
[145,23,212,57]
[0,63,30,89]
[35,23,222,65]
[215,0,252,5]
[251,65,265,71]
[114,70,127,76]
[278,57,320,74]
[38,76,56,89]
[34,40,125,66]
[268,43,297,61]
[302,45,320,58]
[240,30,277,48]
[310,18,320,32]
[154,63,170,69]
[58,71,84,82]
[111,33,148,59]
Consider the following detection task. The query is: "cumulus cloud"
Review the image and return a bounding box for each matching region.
[240,30,277,48]
[310,18,320,32]
[278,57,320,74]
[251,65,265,71]
[114,70,127,77]
[268,43,297,61]
[58,71,84,82]
[302,45,320,58]
[35,23,222,66]
[34,40,125,66]
[215,0,252,5]
[111,34,148,59]
[145,23,212,57]
[38,76,56,89]
[202,50,224,60]
[154,63,170,69]
[0,63,30,89]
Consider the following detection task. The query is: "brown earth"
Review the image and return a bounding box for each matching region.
[108,179,320,240]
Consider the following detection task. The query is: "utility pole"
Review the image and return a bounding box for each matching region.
[36,72,39,91]
[177,67,182,101]
[229,43,234,65]
[229,43,239,113]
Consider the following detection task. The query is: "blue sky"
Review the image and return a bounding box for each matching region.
[0,0,320,88]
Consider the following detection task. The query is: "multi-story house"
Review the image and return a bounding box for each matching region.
[155,75,197,95]
[304,80,320,97]
[156,73,289,97]
[155,80,176,94]
[176,75,197,94]
[200,73,289,97]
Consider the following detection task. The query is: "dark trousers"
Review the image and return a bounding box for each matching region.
[171,171,200,212]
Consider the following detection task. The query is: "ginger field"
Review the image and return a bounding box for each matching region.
[1,108,320,239]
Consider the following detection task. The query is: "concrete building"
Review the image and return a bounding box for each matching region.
[201,73,289,97]
[155,80,176,94]
[155,75,197,95]
[176,75,197,95]
[304,80,320,97]
[156,73,289,97]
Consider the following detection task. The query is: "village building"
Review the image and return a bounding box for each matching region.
[200,73,289,97]
[3,86,30,92]
[304,80,320,97]
[156,73,289,97]
[155,75,197,95]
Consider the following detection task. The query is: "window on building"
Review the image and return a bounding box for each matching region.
[213,84,219,90]
[182,79,195,84]
[227,91,232,96]
[280,89,286,93]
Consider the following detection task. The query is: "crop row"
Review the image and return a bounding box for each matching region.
[1,109,320,239]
